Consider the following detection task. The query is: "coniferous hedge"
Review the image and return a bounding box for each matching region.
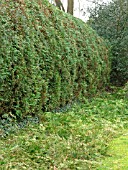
[0,0,111,117]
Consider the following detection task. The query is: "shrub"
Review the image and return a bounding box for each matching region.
[0,0,111,117]
[88,0,128,85]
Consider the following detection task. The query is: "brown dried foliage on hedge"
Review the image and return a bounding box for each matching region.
[0,0,111,117]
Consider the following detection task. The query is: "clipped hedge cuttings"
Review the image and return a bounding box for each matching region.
[0,0,111,117]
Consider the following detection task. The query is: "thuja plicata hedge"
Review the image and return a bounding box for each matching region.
[0,0,111,118]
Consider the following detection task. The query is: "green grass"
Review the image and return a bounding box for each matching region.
[0,91,128,169]
[98,133,128,170]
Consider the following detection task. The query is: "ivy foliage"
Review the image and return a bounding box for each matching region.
[0,0,111,117]
[88,0,128,85]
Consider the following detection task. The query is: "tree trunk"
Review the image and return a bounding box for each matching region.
[67,0,74,15]
[54,0,65,11]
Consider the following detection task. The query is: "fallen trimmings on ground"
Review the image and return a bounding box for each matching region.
[0,92,128,169]
[0,116,39,138]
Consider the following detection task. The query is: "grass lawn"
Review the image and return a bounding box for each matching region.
[0,91,128,169]
[98,132,128,170]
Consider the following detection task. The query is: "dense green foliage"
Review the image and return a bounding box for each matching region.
[0,0,111,117]
[88,0,128,85]
[0,91,128,169]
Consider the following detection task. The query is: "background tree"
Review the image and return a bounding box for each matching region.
[88,0,128,86]
[67,0,74,15]
[55,0,65,11]
[49,0,74,15]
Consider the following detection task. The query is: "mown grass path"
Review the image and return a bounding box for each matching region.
[98,130,128,170]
